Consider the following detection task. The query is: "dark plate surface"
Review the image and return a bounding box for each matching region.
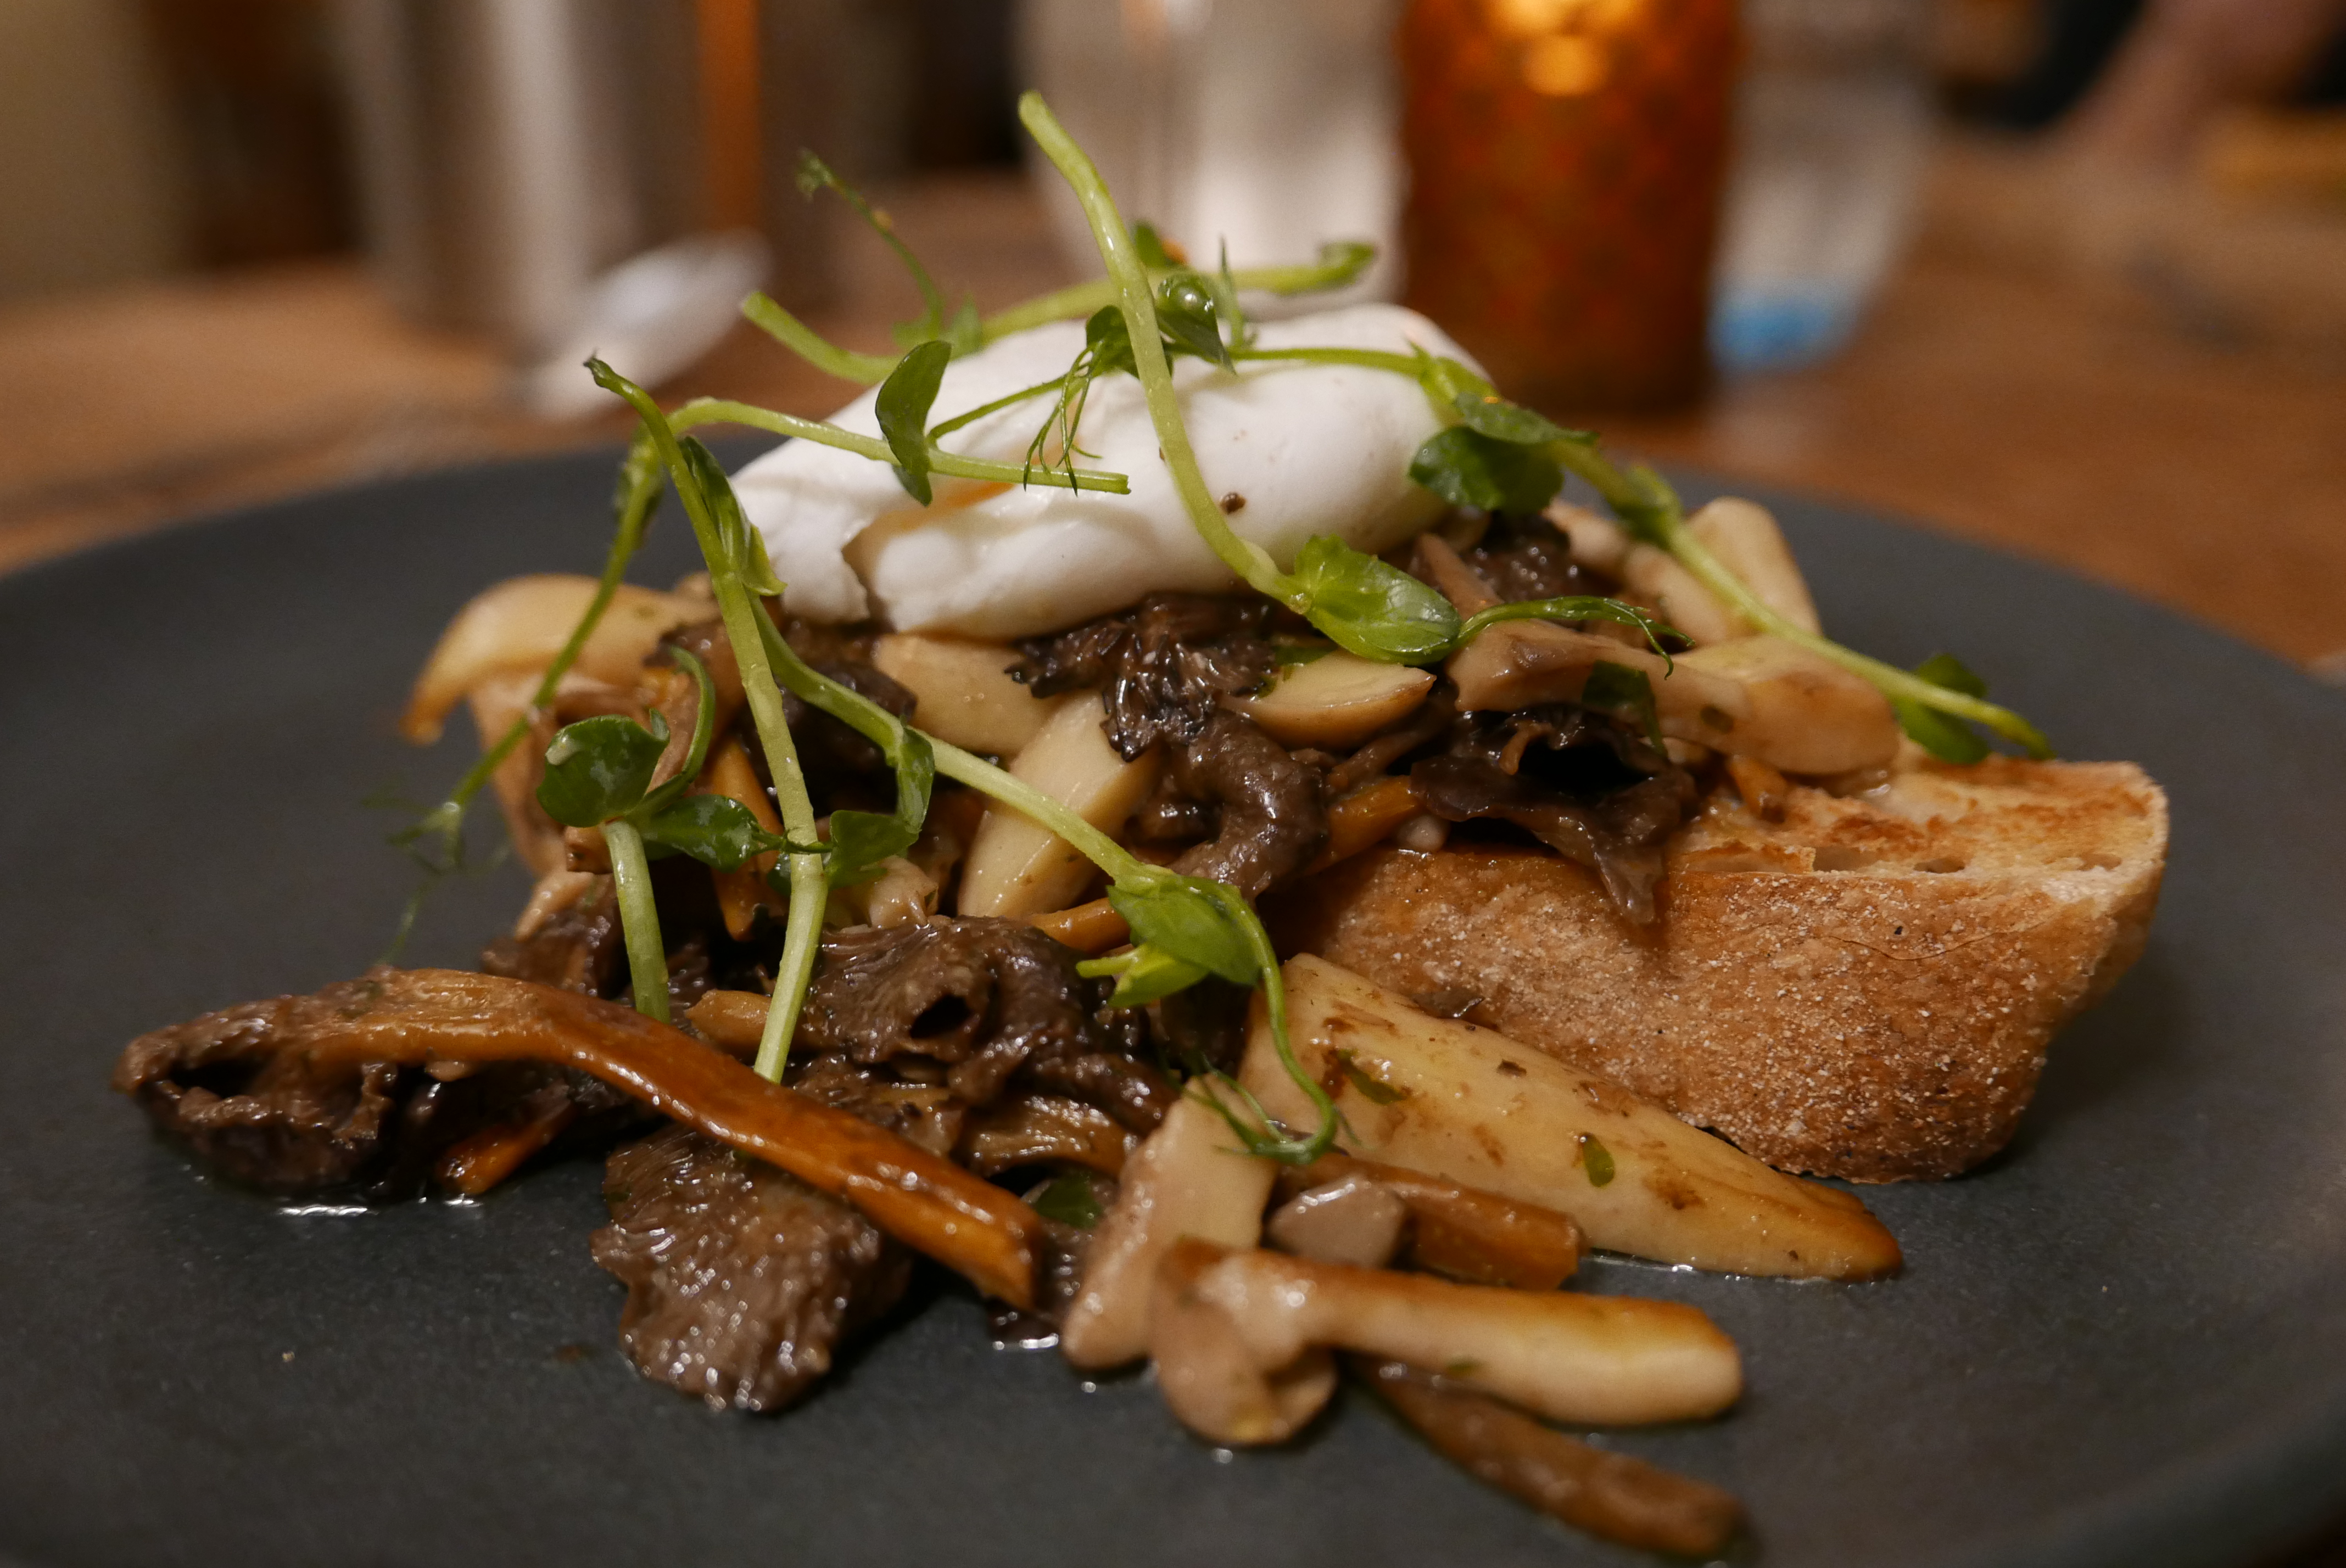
[5,446,2344,1568]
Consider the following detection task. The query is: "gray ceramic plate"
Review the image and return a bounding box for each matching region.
[5,448,2344,1568]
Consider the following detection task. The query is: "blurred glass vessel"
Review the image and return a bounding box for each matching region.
[1017,0,1406,304]
[1398,0,1740,412]
[1710,0,1932,372]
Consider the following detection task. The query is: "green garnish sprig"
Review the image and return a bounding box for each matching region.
[795,151,981,355]
[1145,319,2055,760]
[581,395,1333,1154]
[1543,444,2054,761]
[531,646,817,1021]
[927,735,1340,1164]
[381,435,668,955]
[590,361,835,1079]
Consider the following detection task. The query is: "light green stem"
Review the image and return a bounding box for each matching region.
[740,293,899,384]
[977,251,1374,343]
[594,367,833,1080]
[929,737,1146,881]
[926,373,1070,440]
[667,397,1129,495]
[707,566,828,1082]
[1018,92,1293,606]
[1549,446,2054,757]
[1229,345,1421,376]
[600,818,669,1023]
[417,441,663,838]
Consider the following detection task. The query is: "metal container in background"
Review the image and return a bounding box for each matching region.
[331,0,792,416]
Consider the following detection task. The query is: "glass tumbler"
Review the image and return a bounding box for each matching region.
[1710,0,1933,372]
[1398,0,1740,412]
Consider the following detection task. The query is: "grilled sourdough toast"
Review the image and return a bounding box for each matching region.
[1267,755,2167,1181]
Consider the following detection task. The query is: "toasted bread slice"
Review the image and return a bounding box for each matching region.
[1266,758,2166,1181]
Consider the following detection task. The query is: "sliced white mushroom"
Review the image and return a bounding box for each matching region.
[1160,1240,1742,1432]
[1239,956,1904,1280]
[870,632,1063,757]
[404,575,706,744]
[956,693,1160,918]
[1265,1174,1410,1268]
[1151,1241,1338,1445]
[1230,654,1435,751]
[1059,1093,1277,1369]
[1672,636,1899,776]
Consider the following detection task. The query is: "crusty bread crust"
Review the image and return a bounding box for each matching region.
[1266,758,2167,1181]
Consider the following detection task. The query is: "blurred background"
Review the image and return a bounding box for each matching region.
[2,0,2342,679]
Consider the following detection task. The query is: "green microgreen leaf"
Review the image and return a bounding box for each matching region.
[1213,240,1253,351]
[796,149,948,344]
[1579,1133,1616,1187]
[1893,652,1994,763]
[637,793,799,871]
[1030,1171,1107,1229]
[1580,662,1666,752]
[876,338,954,504]
[535,713,668,828]
[821,807,920,890]
[1156,271,1232,369]
[1449,391,1584,447]
[1289,535,1462,663]
[1083,304,1137,376]
[1132,222,1182,269]
[635,643,719,817]
[1456,597,1682,667]
[678,438,785,597]
[1407,427,1565,516]
[1107,876,1259,987]
[1272,642,1336,667]
[1333,1049,1408,1105]
[1915,651,1990,698]
[1077,944,1213,1009]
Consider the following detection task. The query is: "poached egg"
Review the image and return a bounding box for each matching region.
[732,303,1476,639]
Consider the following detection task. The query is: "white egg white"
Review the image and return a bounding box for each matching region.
[731,303,1478,639]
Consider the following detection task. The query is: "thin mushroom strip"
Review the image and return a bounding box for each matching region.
[1351,1357,1745,1558]
[115,968,1039,1307]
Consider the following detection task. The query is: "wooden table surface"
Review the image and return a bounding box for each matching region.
[4,157,2344,1563]
[4,161,2342,675]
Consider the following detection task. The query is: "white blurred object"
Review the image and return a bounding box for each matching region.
[1016,0,1404,308]
[1712,0,1934,372]
[519,231,769,419]
[333,0,763,416]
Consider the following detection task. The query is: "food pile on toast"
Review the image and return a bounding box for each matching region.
[111,97,2164,1554]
